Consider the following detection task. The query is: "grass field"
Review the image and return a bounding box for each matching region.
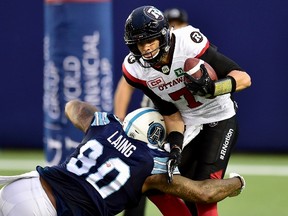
[1,149,288,216]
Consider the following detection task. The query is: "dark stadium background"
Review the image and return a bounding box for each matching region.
[0,0,287,152]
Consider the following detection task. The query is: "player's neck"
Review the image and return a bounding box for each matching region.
[155,54,169,67]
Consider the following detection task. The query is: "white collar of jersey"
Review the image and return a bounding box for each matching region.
[186,59,204,75]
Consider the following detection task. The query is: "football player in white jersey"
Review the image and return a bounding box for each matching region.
[0,100,245,216]
[121,8,190,216]
[115,5,251,216]
[115,8,189,122]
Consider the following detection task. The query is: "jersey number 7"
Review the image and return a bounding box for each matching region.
[169,86,202,108]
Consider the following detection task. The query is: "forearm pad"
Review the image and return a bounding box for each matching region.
[213,76,236,96]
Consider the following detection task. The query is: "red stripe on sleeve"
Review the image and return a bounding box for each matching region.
[210,169,224,179]
[122,63,147,87]
[195,41,210,58]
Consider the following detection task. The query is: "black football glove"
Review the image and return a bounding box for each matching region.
[184,64,215,98]
[167,146,182,184]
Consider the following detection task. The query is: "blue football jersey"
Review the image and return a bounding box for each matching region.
[37,112,171,216]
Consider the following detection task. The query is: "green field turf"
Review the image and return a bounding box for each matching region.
[1,149,287,216]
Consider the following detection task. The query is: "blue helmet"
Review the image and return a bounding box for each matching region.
[124,6,170,66]
[123,107,166,148]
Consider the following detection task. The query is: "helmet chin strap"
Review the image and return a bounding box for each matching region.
[137,43,170,68]
[137,47,161,68]
[142,48,160,60]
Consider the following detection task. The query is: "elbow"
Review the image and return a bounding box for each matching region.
[65,100,73,114]
[230,70,252,91]
[197,192,215,204]
[202,193,216,204]
[244,72,252,88]
[197,183,219,204]
[235,72,252,91]
[65,99,81,118]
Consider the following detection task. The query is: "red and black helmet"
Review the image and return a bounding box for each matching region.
[124,6,170,66]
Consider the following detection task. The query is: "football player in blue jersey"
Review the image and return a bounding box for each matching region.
[0,100,245,216]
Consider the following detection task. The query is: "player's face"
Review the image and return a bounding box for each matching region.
[137,38,160,60]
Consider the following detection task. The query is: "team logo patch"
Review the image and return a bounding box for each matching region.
[147,77,165,88]
[174,68,184,77]
[143,6,164,21]
[147,123,165,146]
[161,65,170,74]
[190,31,203,43]
[128,54,136,64]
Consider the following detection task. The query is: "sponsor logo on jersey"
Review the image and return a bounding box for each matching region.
[174,68,185,77]
[146,70,185,90]
[147,77,165,88]
[157,76,184,91]
[190,31,203,43]
[128,54,136,64]
[220,128,234,160]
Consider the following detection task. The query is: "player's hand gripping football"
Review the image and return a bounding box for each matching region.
[184,64,215,98]
[167,146,182,183]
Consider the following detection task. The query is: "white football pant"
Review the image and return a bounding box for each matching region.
[0,176,56,216]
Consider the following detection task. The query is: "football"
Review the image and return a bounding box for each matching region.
[183,58,218,80]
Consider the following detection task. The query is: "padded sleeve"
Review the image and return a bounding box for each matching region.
[200,44,244,78]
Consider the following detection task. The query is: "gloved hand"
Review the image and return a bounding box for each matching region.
[167,146,182,184]
[184,64,215,98]
[228,172,246,197]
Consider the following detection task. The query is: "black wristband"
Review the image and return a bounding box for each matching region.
[167,131,184,150]
[227,76,237,92]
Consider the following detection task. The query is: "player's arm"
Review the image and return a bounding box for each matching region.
[114,76,135,121]
[163,111,185,135]
[200,45,251,92]
[163,112,185,166]
[226,70,251,91]
[143,173,244,203]
[139,87,185,182]
[124,75,185,136]
[65,100,97,133]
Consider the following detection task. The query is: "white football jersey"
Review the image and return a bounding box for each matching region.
[123,25,236,145]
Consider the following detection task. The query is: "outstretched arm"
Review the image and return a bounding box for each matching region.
[65,100,98,133]
[114,76,135,121]
[143,174,243,204]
